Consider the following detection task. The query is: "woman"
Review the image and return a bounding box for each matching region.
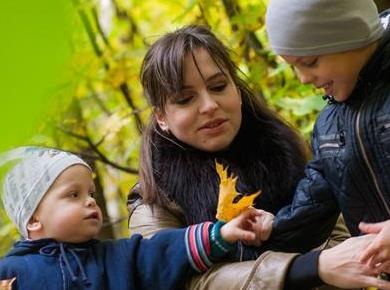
[128,25,386,289]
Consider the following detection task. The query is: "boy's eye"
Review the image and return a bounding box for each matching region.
[89,191,95,198]
[303,58,318,68]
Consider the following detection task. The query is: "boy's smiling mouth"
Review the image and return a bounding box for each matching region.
[318,81,334,95]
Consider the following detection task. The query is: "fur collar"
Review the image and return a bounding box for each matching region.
[152,109,305,225]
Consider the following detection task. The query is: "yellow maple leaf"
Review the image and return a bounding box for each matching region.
[215,162,261,222]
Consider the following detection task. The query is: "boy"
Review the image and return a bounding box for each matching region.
[265,0,390,279]
[0,147,263,290]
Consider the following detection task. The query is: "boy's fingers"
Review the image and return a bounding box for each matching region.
[359,222,386,234]
[375,260,390,273]
[263,213,275,224]
[370,250,390,268]
[361,277,386,289]
[372,277,390,290]
[360,245,380,263]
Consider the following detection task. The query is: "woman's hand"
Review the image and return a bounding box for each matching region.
[318,234,390,289]
[359,219,390,272]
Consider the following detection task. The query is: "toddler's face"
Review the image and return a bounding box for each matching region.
[32,164,103,243]
[281,44,376,102]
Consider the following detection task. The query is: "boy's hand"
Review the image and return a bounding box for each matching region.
[359,219,390,272]
[249,209,274,246]
[220,207,273,245]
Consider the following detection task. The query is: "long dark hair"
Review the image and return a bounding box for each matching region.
[139,25,307,216]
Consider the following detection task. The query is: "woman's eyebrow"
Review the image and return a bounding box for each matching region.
[182,71,226,90]
[206,71,225,82]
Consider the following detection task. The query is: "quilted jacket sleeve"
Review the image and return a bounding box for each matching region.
[269,127,341,253]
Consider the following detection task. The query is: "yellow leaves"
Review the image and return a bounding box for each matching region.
[106,58,133,89]
[215,162,261,222]
[102,112,131,142]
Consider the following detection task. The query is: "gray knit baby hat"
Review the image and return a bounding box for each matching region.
[266,0,384,56]
[1,147,91,238]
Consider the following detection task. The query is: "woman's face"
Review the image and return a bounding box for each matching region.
[155,48,242,152]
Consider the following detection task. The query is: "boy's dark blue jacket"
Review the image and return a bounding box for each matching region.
[270,11,390,252]
[0,230,193,290]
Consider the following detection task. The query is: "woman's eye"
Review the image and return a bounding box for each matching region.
[174,96,193,105]
[210,83,227,92]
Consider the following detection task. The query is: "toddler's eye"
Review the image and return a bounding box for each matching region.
[69,192,79,198]
[89,191,96,198]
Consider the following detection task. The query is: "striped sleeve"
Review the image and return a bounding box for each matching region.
[184,222,213,273]
[185,221,236,273]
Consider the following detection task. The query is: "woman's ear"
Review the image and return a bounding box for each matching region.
[27,215,42,233]
[155,109,169,132]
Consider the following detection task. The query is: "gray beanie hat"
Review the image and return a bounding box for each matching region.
[266,0,384,56]
[1,147,91,238]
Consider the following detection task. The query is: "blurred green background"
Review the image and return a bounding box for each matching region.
[0,0,75,151]
[1,0,389,256]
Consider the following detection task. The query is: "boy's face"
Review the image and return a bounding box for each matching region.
[281,44,376,102]
[31,164,103,243]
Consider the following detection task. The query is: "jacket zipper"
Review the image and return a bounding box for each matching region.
[356,103,390,217]
[319,132,345,149]
[319,143,340,149]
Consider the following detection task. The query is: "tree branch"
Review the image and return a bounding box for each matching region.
[221,0,276,67]
[58,126,138,174]
[73,0,144,135]
[119,83,144,134]
[92,6,112,50]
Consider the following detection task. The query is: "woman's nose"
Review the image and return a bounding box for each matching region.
[199,92,218,114]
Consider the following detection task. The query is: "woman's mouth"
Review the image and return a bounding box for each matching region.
[199,119,228,136]
[199,118,227,130]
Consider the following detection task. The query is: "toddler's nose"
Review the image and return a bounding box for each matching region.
[86,196,97,207]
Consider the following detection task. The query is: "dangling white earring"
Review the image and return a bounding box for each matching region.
[156,118,169,133]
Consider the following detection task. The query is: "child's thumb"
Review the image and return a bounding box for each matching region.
[236,229,256,242]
